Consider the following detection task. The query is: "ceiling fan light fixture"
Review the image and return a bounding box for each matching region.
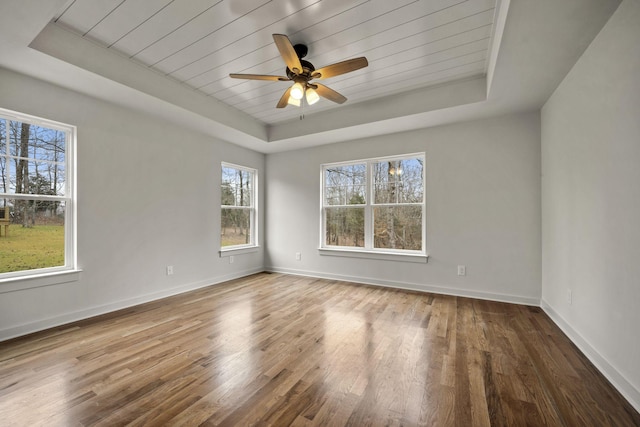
[305,87,320,105]
[290,82,304,100]
[287,96,301,107]
[230,34,368,109]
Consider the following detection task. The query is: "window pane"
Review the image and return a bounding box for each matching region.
[7,159,65,196]
[325,207,364,247]
[373,158,423,204]
[0,199,65,274]
[6,121,66,196]
[221,208,252,247]
[9,121,66,161]
[374,205,422,250]
[222,166,252,207]
[324,163,366,205]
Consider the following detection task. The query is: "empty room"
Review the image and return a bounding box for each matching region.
[1,0,639,425]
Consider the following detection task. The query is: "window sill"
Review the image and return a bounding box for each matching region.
[0,269,82,294]
[318,248,428,263]
[219,245,260,257]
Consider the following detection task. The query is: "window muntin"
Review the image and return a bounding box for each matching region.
[221,163,257,249]
[0,109,75,279]
[322,154,425,254]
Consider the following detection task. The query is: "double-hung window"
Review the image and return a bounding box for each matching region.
[321,153,425,257]
[220,163,257,250]
[0,108,76,280]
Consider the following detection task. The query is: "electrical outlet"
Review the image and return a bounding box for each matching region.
[166,265,174,276]
[295,252,301,261]
[457,265,466,276]
[567,289,572,305]
[229,255,234,264]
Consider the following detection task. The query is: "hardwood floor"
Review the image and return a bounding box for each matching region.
[0,272,638,426]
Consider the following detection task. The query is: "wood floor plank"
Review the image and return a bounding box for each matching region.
[0,272,638,426]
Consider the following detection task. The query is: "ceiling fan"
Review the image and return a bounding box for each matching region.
[230,34,368,108]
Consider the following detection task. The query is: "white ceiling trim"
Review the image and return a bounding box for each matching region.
[29,10,496,148]
[30,22,268,141]
[0,0,623,154]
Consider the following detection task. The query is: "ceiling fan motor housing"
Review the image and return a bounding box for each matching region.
[286,59,315,80]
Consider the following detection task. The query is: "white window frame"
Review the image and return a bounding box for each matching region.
[219,162,258,256]
[0,107,78,286]
[319,153,428,263]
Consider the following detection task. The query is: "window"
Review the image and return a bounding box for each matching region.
[0,108,76,280]
[321,153,425,256]
[221,163,257,250]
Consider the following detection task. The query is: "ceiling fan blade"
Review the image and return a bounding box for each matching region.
[229,73,289,81]
[312,57,368,80]
[314,84,347,104]
[276,86,293,108]
[273,34,303,75]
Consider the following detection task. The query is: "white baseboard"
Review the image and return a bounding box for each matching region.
[267,266,540,306]
[541,299,640,413]
[0,267,263,342]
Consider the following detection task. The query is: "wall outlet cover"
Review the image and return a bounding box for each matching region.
[457,265,466,276]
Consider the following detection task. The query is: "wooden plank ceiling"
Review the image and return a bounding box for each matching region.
[53,0,497,125]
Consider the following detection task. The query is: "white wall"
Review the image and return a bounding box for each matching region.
[541,0,640,410]
[266,112,541,304]
[0,68,265,340]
